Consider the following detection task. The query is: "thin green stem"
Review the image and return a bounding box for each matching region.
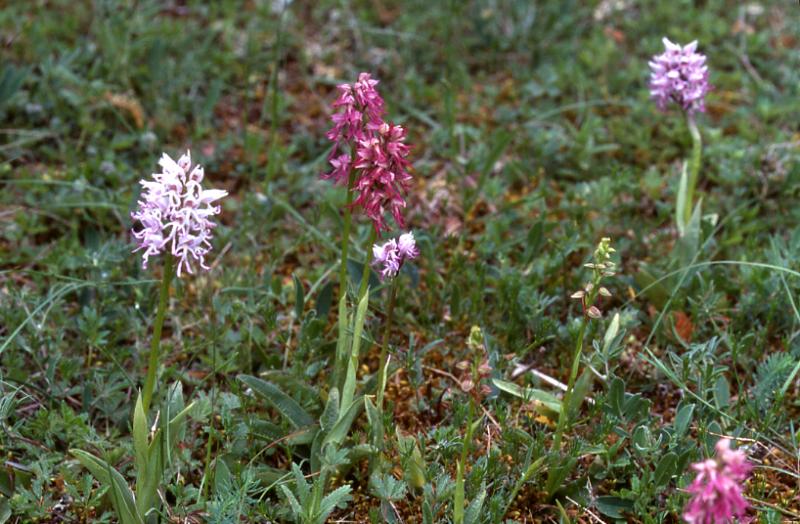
[376,280,398,411]
[357,228,378,300]
[332,170,357,391]
[197,341,218,507]
[142,256,174,413]
[551,318,588,453]
[369,279,397,474]
[454,396,475,524]
[684,113,702,226]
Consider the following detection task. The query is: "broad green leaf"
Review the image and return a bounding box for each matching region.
[705,421,722,449]
[364,395,381,448]
[213,458,232,495]
[395,428,426,490]
[595,495,634,519]
[608,377,625,418]
[333,294,350,393]
[324,396,364,447]
[320,388,340,432]
[544,455,577,497]
[71,450,143,524]
[566,368,593,419]
[674,198,702,266]
[633,265,670,310]
[341,291,369,412]
[167,401,195,450]
[602,313,620,353]
[673,403,695,438]
[162,382,185,467]
[239,375,314,428]
[293,274,304,318]
[140,436,163,516]
[287,426,318,446]
[422,500,433,524]
[492,379,561,413]
[464,487,486,524]
[315,280,334,318]
[653,452,678,488]
[0,497,11,524]
[714,375,730,409]
[132,394,148,482]
[0,65,26,108]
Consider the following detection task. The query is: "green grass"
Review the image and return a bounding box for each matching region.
[2,0,800,522]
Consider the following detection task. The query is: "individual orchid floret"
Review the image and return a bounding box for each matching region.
[683,438,752,524]
[397,231,419,259]
[372,231,419,281]
[649,37,711,114]
[131,151,227,277]
[372,238,400,281]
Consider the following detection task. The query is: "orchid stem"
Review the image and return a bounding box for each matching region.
[142,256,174,413]
[684,113,702,226]
[551,318,588,454]
[454,395,475,524]
[376,279,398,412]
[358,228,377,300]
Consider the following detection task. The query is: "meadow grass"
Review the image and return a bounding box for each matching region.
[2,1,800,522]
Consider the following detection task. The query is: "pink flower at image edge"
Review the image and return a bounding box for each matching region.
[683,439,752,524]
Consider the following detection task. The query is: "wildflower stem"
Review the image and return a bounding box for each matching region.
[454,395,475,524]
[357,228,378,300]
[142,255,174,413]
[684,113,702,226]
[551,317,588,454]
[376,279,398,412]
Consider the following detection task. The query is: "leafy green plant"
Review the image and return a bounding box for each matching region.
[71,383,193,524]
[280,453,352,524]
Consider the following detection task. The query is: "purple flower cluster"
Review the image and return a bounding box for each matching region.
[323,73,412,233]
[683,439,752,524]
[131,151,227,277]
[649,38,710,114]
[372,232,419,281]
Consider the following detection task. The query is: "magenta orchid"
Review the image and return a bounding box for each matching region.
[131,151,227,277]
[683,438,752,524]
[322,73,412,233]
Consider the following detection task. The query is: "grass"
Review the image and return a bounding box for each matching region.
[2,0,800,522]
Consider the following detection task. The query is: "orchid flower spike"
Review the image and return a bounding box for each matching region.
[649,37,711,114]
[322,73,413,233]
[131,151,228,277]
